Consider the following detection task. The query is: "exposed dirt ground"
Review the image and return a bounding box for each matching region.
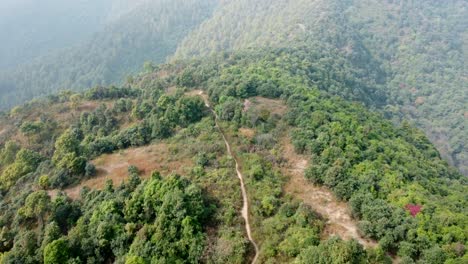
[50,143,192,199]
[280,137,377,248]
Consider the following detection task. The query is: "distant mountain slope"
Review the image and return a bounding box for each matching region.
[0,0,218,110]
[0,0,114,70]
[175,0,387,106]
[345,0,468,175]
[0,0,157,70]
[174,0,332,58]
[173,0,468,175]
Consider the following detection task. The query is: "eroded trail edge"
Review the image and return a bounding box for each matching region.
[197,91,259,264]
[281,137,377,249]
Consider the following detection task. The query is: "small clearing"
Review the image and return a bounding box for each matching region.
[280,138,377,248]
[50,143,192,199]
[245,97,288,116]
[239,128,255,139]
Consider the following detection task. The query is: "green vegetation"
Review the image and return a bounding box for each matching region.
[2,0,466,174]
[346,0,468,176]
[0,46,466,262]
[0,44,466,262]
[174,0,468,175]
[189,51,466,262]
[290,91,465,258]
[0,0,466,262]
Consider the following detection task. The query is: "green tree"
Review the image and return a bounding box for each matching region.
[44,239,69,264]
[38,175,50,190]
[1,148,42,190]
[53,129,86,175]
[0,141,20,166]
[126,255,146,264]
[19,191,51,228]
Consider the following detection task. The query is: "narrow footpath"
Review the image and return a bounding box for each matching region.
[198,91,259,264]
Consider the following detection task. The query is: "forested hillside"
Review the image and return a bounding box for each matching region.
[0,0,116,70]
[0,1,466,262]
[345,0,468,175]
[0,0,218,110]
[1,0,465,175]
[0,50,466,263]
[173,0,468,175]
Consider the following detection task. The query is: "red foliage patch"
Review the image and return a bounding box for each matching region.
[405,204,422,217]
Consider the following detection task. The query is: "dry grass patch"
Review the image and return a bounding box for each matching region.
[246,97,288,116]
[239,128,255,139]
[166,86,178,95]
[52,143,193,199]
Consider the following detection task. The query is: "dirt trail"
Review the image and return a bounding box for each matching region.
[281,138,377,248]
[197,91,259,264]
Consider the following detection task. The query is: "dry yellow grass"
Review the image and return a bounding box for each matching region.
[239,128,255,139]
[50,143,193,199]
[247,97,288,116]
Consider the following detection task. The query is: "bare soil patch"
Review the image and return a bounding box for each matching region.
[51,143,192,199]
[280,138,377,248]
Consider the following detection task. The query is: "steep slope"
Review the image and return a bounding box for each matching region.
[173,0,468,175]
[175,52,466,261]
[345,0,468,175]
[281,137,377,248]
[0,53,465,262]
[174,0,369,63]
[0,0,218,110]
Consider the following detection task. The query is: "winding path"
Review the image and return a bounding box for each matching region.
[198,91,259,264]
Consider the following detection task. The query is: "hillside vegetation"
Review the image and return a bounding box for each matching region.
[1,0,465,176]
[0,0,466,263]
[0,51,466,263]
[174,0,468,175]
